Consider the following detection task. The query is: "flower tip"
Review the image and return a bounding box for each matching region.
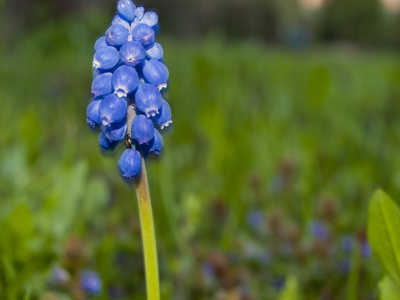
[161,120,172,129]
[157,83,167,91]
[146,110,157,118]
[101,119,110,127]
[122,172,132,179]
[86,118,96,127]
[92,60,100,69]
[115,90,128,98]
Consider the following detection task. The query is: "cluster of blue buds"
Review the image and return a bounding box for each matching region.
[87,0,172,179]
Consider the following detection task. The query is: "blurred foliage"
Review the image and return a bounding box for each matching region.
[1,8,400,300]
[4,0,400,47]
[321,0,383,44]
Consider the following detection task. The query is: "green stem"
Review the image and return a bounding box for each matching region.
[135,156,160,300]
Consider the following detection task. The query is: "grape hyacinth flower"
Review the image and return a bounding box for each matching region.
[86,1,171,299]
[87,0,171,164]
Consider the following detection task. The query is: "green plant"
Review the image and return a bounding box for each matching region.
[368,190,400,299]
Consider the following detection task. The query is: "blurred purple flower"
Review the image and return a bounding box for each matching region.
[81,270,102,296]
[202,262,215,278]
[246,210,264,230]
[49,265,70,286]
[361,242,371,259]
[311,220,329,241]
[341,236,354,253]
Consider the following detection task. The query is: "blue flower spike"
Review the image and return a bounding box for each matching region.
[87,0,172,180]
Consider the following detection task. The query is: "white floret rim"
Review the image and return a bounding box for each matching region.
[157,83,167,91]
[92,60,101,69]
[115,89,128,98]
[161,120,172,129]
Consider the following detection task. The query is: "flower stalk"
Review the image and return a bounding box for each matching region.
[135,157,160,300]
[127,104,160,300]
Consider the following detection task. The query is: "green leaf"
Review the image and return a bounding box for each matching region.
[278,275,302,300]
[368,189,400,285]
[379,276,400,300]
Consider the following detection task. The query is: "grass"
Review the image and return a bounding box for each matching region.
[1,13,400,299]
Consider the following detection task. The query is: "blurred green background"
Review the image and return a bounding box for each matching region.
[1,0,400,299]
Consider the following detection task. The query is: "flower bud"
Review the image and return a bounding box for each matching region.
[135,83,162,117]
[99,131,118,151]
[94,36,108,51]
[93,46,119,70]
[112,15,130,30]
[86,97,102,127]
[117,0,136,22]
[131,114,154,145]
[152,99,172,129]
[149,129,163,154]
[99,93,127,127]
[112,65,139,97]
[118,148,142,178]
[143,59,169,87]
[135,6,145,20]
[91,72,112,97]
[146,42,163,60]
[106,24,128,47]
[119,41,146,66]
[105,121,127,142]
[140,12,158,27]
[132,23,155,46]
